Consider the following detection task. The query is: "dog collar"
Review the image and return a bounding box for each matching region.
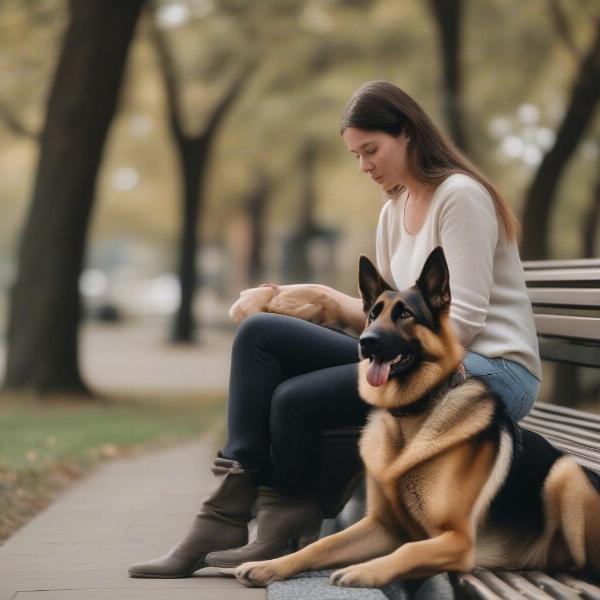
[387,366,468,418]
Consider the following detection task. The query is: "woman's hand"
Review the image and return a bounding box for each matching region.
[228,283,280,324]
[228,283,344,327]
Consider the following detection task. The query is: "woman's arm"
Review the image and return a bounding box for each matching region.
[318,285,366,334]
[438,182,499,347]
[229,283,367,335]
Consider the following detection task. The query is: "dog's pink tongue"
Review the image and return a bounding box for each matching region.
[367,359,391,387]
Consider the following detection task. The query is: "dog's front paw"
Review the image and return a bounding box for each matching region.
[235,560,284,588]
[330,564,387,588]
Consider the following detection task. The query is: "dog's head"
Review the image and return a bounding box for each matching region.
[357,247,463,408]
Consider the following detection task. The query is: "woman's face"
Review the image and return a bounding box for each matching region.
[342,127,410,191]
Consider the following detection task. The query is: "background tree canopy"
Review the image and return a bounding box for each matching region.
[0,0,598,394]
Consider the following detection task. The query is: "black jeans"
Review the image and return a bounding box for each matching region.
[221,312,369,493]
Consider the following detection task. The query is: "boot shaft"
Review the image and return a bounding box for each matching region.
[253,486,322,543]
[201,458,258,524]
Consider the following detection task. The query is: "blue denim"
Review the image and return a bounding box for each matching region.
[463,351,541,421]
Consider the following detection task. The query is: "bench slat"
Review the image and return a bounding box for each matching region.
[556,574,600,600]
[457,573,503,600]
[523,259,600,270]
[528,288,600,307]
[522,416,600,445]
[495,572,556,600]
[524,268,600,282]
[529,434,600,461]
[533,314,600,340]
[532,402,600,424]
[475,569,530,599]
[529,409,600,431]
[523,572,580,600]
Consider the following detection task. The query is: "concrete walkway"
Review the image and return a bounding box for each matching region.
[0,436,264,600]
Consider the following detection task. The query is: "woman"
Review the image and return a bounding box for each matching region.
[128,80,541,578]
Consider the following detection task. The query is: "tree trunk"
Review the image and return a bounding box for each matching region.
[170,74,251,343]
[427,0,468,152]
[583,162,600,258]
[521,20,600,260]
[148,18,253,343]
[4,0,145,394]
[283,140,318,283]
[246,171,271,286]
[170,142,207,342]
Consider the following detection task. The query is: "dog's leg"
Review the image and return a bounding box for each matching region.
[327,432,495,587]
[235,515,400,587]
[330,528,474,588]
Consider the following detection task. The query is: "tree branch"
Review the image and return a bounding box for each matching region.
[546,0,581,59]
[201,63,255,145]
[521,17,600,259]
[146,4,184,140]
[426,0,467,151]
[583,148,600,257]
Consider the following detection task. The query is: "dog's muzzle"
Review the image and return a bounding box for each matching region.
[359,332,419,387]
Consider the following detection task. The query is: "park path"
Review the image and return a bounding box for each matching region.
[0,320,424,599]
[0,319,236,397]
[0,319,263,598]
[0,435,264,600]
[81,320,235,397]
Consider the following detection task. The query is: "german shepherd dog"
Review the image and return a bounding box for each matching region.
[235,247,600,588]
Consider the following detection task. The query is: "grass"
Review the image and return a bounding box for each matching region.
[0,391,226,543]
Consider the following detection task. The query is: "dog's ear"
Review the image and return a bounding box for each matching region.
[358,255,393,313]
[416,246,451,313]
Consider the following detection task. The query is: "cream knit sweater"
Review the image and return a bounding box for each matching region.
[375,173,541,379]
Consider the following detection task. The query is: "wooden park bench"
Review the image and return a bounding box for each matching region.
[455,258,600,599]
[318,258,600,599]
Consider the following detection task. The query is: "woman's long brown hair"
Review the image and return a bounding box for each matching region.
[340,81,519,242]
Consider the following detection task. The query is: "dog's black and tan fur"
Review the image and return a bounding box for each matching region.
[236,247,600,588]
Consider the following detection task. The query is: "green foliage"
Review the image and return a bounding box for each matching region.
[0,394,224,470]
[0,392,225,541]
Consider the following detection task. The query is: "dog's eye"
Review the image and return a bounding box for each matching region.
[392,303,413,321]
[368,302,383,322]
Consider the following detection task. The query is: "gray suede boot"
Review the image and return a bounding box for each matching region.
[128,457,257,578]
[204,486,322,568]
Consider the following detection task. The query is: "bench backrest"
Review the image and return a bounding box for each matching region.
[523,258,600,367]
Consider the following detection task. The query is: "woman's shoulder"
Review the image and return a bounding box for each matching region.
[437,172,489,196]
[435,173,495,214]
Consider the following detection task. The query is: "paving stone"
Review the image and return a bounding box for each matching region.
[268,571,388,600]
